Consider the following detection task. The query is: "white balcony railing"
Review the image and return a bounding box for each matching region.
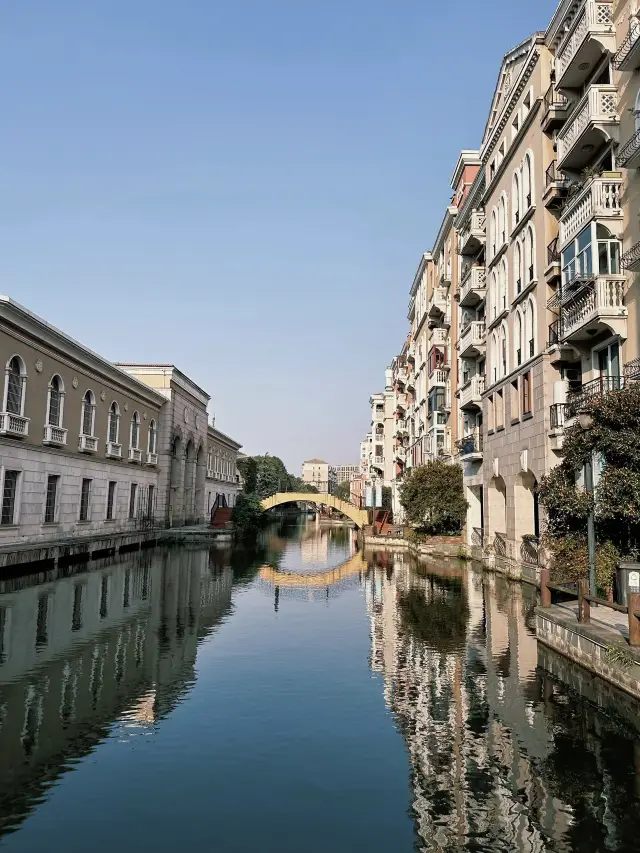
[106,441,122,459]
[430,327,448,346]
[557,85,618,168]
[459,266,486,305]
[429,286,449,315]
[556,1,614,86]
[459,376,485,408]
[559,175,622,248]
[396,393,408,408]
[459,210,486,256]
[128,446,143,464]
[430,369,448,386]
[78,434,98,453]
[561,276,627,340]
[43,424,67,446]
[459,321,487,356]
[372,456,384,465]
[0,412,29,437]
[146,452,158,466]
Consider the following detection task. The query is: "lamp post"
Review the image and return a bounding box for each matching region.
[578,411,596,597]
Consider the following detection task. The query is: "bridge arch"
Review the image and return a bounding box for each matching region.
[260,493,368,529]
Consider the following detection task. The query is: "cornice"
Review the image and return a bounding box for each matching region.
[483,100,542,203]
[409,252,433,299]
[432,206,458,259]
[457,173,486,230]
[207,426,242,451]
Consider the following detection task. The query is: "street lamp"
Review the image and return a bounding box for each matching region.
[578,411,596,596]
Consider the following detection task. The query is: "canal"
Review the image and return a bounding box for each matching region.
[0,518,639,852]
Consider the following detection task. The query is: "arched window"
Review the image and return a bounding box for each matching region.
[500,193,508,246]
[499,259,508,314]
[525,225,536,283]
[46,375,64,427]
[515,310,524,366]
[491,269,498,321]
[491,209,497,257]
[130,411,140,450]
[491,332,499,384]
[512,172,521,228]
[523,152,533,209]
[81,390,96,436]
[514,240,523,296]
[500,322,509,379]
[4,356,26,415]
[108,402,120,444]
[148,419,157,455]
[525,298,536,360]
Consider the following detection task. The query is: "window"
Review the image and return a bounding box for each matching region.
[515,311,523,366]
[108,402,120,443]
[526,299,536,359]
[106,481,117,520]
[523,152,533,208]
[130,411,140,450]
[81,391,96,437]
[512,172,521,227]
[522,90,532,118]
[44,475,59,523]
[129,483,138,519]
[148,419,157,454]
[79,478,92,521]
[1,470,19,525]
[147,485,155,519]
[514,241,523,295]
[496,389,505,429]
[47,376,64,426]
[561,223,620,285]
[522,371,532,415]
[491,209,497,256]
[512,113,520,141]
[511,380,519,421]
[525,226,536,283]
[499,259,507,313]
[488,395,495,431]
[4,356,26,415]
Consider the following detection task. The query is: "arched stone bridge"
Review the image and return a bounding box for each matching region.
[260,492,368,529]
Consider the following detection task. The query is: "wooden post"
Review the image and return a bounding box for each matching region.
[578,578,590,624]
[628,592,640,647]
[540,567,551,608]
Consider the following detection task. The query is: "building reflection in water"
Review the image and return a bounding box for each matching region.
[0,548,233,838]
[364,552,640,853]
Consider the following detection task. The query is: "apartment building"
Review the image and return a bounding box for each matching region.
[0,297,242,567]
[301,459,330,493]
[331,465,360,486]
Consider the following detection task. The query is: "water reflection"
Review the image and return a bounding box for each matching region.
[0,547,235,838]
[364,551,640,853]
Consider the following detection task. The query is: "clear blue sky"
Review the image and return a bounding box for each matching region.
[0,0,559,473]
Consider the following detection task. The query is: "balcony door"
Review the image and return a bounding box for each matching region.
[594,340,621,391]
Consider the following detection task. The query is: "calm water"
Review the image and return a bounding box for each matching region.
[0,518,639,852]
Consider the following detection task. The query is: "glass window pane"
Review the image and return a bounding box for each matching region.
[577,226,591,252]
[598,241,609,274]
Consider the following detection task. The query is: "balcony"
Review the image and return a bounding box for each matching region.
[430,327,448,347]
[617,127,640,169]
[78,434,98,453]
[459,376,485,410]
[396,393,408,411]
[545,237,561,285]
[106,441,122,459]
[550,274,627,342]
[458,321,486,359]
[458,266,486,308]
[429,369,448,388]
[543,160,569,211]
[128,447,143,464]
[549,403,570,452]
[556,85,618,171]
[43,424,67,446]
[614,18,640,72]
[559,174,622,249]
[555,1,615,90]
[456,432,483,461]
[541,85,571,133]
[372,456,384,467]
[567,376,625,418]
[547,320,581,363]
[428,286,449,318]
[0,412,29,438]
[146,452,158,466]
[621,240,640,273]
[458,210,486,257]
[395,419,408,436]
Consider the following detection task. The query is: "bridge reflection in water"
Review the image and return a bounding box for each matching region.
[0,548,234,839]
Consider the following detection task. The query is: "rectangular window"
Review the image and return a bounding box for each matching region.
[1,470,19,525]
[511,380,519,421]
[79,478,92,521]
[488,395,494,431]
[129,483,138,519]
[44,475,59,524]
[147,485,155,519]
[522,371,532,415]
[496,390,504,429]
[106,481,117,520]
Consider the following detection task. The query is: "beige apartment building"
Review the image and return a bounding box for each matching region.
[0,297,242,568]
[301,459,330,493]
[361,0,640,578]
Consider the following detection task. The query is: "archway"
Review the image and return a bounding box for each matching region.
[260,492,368,529]
[184,440,196,524]
[170,435,184,527]
[194,444,206,523]
[514,470,539,563]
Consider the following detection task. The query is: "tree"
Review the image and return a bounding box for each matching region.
[399,460,467,534]
[333,480,352,502]
[232,493,265,537]
[238,457,258,494]
[538,382,640,587]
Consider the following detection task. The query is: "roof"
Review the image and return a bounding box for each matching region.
[304,458,327,464]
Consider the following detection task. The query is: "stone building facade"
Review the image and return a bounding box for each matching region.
[0,298,242,565]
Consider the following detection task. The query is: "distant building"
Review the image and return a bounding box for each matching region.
[331,465,360,486]
[301,458,330,493]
